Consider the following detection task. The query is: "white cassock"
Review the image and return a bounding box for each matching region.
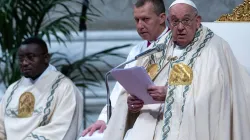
[103,25,250,140]
[0,65,83,140]
[98,28,169,123]
[97,40,148,122]
[80,28,169,140]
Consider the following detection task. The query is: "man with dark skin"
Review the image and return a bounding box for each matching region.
[18,38,50,80]
[0,37,83,140]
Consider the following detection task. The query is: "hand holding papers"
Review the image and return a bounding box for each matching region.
[111,66,163,104]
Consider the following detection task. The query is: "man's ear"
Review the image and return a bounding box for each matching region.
[44,53,50,64]
[159,13,166,25]
[166,17,171,28]
[196,15,202,28]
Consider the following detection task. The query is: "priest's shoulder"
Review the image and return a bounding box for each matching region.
[131,40,147,51]
[54,71,80,91]
[4,80,21,96]
[205,33,231,56]
[54,71,75,86]
[44,71,82,102]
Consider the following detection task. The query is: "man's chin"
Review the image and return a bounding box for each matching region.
[21,72,32,78]
[175,40,189,47]
[140,34,151,41]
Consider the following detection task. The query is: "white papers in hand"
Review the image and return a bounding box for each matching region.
[111,66,162,104]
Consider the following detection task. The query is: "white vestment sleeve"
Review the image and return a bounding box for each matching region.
[0,98,6,140]
[222,41,250,140]
[97,45,143,123]
[24,79,79,140]
[97,82,123,123]
[179,38,250,140]
[0,82,17,140]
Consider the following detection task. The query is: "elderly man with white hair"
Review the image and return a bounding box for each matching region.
[159,0,250,140]
[103,0,250,140]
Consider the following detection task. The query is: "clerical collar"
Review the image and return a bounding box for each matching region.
[27,64,57,84]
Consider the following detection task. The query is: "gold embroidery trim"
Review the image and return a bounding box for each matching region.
[216,0,250,22]
[167,56,178,61]
[169,63,193,85]
[18,92,35,118]
[146,63,159,80]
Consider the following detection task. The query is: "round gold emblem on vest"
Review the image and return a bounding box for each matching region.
[18,92,35,118]
[169,63,193,85]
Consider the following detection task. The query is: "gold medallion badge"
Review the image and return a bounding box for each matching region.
[146,64,159,80]
[18,92,35,118]
[169,63,193,85]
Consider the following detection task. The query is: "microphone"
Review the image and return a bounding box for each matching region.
[135,43,165,60]
[104,59,136,123]
[104,43,166,123]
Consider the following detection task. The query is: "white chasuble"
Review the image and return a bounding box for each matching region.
[0,71,83,140]
[103,25,250,140]
[161,26,250,140]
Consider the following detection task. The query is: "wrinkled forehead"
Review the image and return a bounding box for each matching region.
[18,44,43,54]
[169,4,194,18]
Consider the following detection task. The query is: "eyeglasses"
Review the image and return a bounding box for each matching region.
[169,14,197,26]
[17,53,46,62]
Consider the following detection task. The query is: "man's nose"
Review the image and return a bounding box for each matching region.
[177,22,185,31]
[20,59,29,66]
[137,20,144,29]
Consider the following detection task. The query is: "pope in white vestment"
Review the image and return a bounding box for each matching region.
[103,0,250,139]
[159,26,250,140]
[104,26,250,140]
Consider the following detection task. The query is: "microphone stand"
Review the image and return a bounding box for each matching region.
[105,58,136,123]
[105,43,165,123]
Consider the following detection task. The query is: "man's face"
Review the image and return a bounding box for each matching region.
[133,2,166,41]
[18,44,49,79]
[168,4,201,47]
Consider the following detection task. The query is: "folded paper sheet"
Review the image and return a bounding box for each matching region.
[111,66,162,104]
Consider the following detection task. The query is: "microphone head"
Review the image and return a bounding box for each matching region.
[155,43,165,52]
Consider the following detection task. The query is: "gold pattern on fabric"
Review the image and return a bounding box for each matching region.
[146,63,159,80]
[169,63,193,85]
[216,0,250,21]
[18,92,35,118]
[167,56,178,61]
